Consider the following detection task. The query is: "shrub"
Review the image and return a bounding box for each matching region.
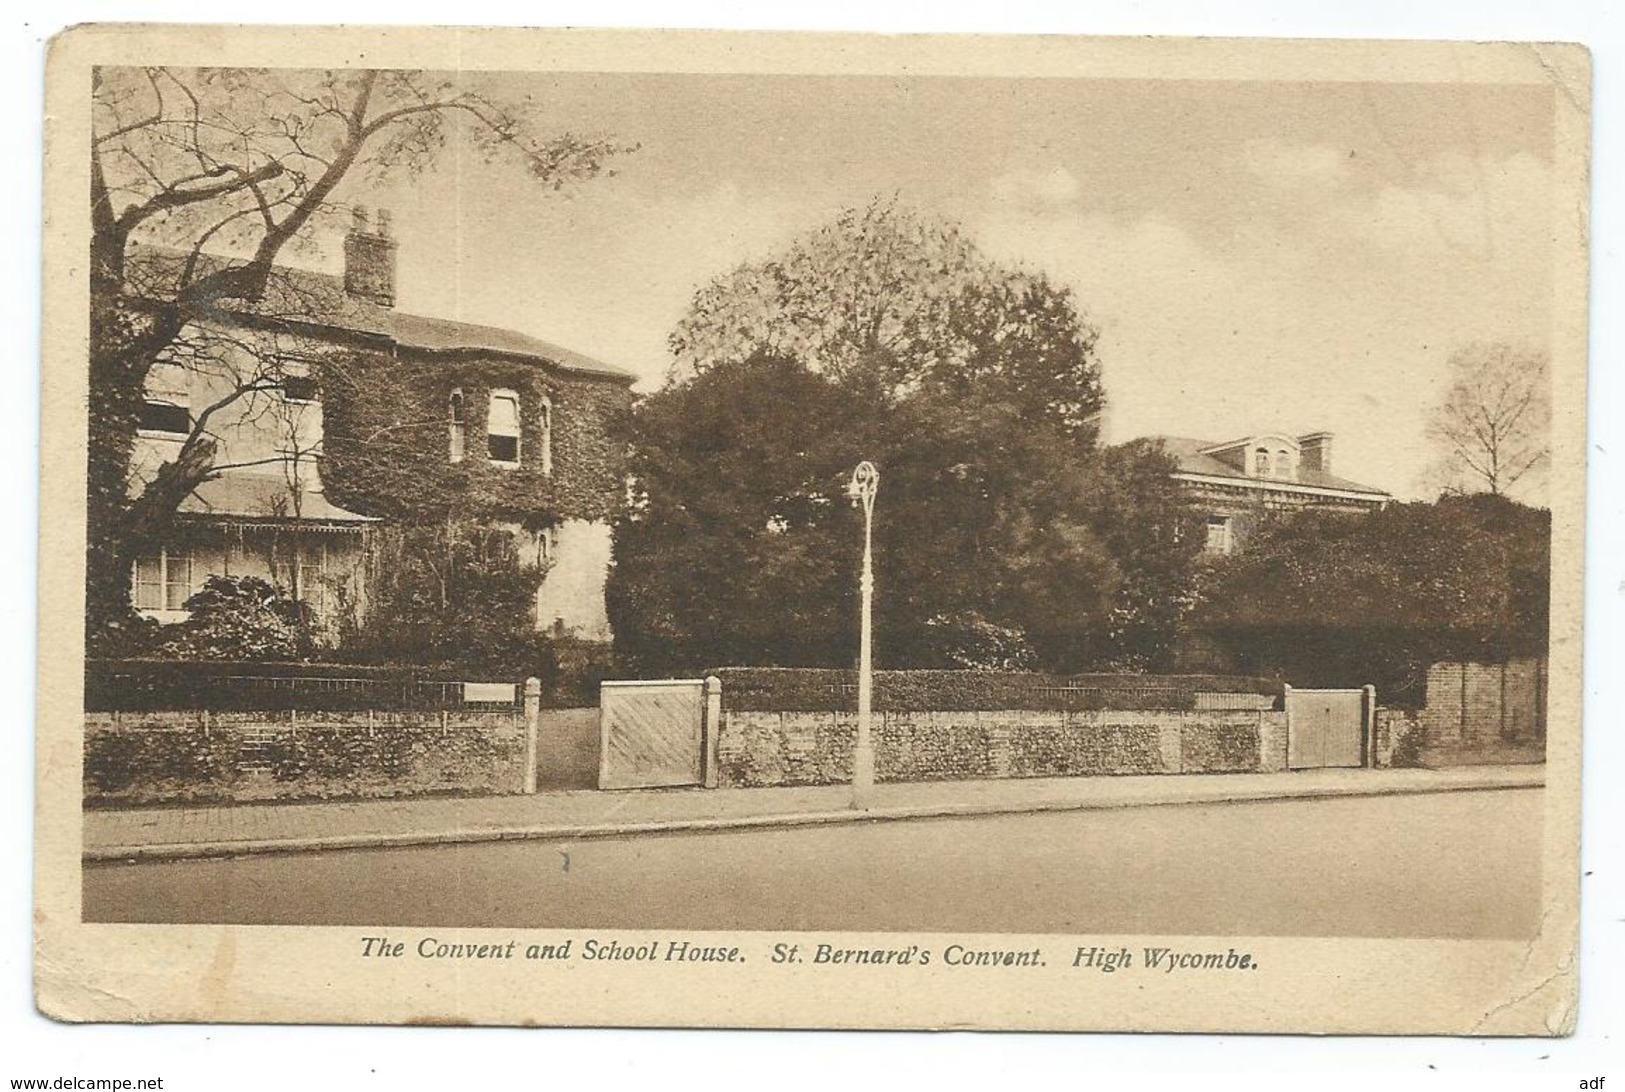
[921,612,1037,671]
[1389,721,1427,768]
[340,520,552,675]
[152,576,313,661]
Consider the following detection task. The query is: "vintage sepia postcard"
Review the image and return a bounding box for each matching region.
[34,25,1589,1032]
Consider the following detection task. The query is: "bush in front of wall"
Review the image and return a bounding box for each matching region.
[151,575,314,661]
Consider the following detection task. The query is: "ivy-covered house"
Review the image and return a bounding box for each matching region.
[126,208,635,645]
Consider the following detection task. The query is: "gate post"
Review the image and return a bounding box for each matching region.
[1282,683,1294,770]
[1361,684,1377,768]
[702,675,722,788]
[522,676,541,795]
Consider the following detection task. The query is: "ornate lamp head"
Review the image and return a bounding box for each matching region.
[846,461,879,511]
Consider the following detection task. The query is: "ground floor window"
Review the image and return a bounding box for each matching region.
[292,540,329,615]
[1204,515,1233,555]
[132,547,195,611]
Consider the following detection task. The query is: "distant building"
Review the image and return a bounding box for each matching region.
[126,208,635,643]
[1143,432,1391,555]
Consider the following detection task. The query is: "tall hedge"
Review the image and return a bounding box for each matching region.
[709,667,1279,712]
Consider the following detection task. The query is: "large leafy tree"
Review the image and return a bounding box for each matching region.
[612,205,1202,672]
[607,355,881,670]
[669,198,1105,442]
[88,67,629,648]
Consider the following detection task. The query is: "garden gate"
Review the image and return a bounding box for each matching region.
[599,679,710,789]
[1284,685,1373,769]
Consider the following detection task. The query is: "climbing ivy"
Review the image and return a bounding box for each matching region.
[319,349,632,529]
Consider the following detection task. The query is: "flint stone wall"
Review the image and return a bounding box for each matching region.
[716,708,1288,788]
[82,708,558,806]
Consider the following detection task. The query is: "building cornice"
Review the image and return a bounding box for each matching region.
[1171,471,1389,505]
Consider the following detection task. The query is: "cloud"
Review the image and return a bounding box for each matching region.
[1354,151,1551,262]
[988,166,1082,213]
[390,175,819,389]
[1244,140,1348,186]
[971,148,1554,499]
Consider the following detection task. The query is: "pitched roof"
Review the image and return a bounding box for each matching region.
[125,245,636,381]
[1147,435,1391,498]
[179,474,376,524]
[387,311,631,377]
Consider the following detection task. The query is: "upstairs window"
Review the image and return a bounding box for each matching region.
[137,400,190,436]
[280,373,318,404]
[1253,448,1270,477]
[1273,449,1293,480]
[448,389,466,463]
[488,390,521,465]
[138,365,191,436]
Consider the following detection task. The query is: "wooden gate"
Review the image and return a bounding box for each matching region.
[599,679,707,789]
[1285,686,1372,769]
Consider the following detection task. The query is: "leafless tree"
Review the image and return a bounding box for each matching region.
[1427,342,1550,499]
[88,66,630,640]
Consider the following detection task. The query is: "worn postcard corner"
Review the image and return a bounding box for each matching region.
[35,23,1588,1033]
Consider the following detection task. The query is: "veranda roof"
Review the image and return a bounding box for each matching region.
[178,473,377,530]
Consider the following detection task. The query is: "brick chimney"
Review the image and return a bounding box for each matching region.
[343,206,397,307]
[1298,432,1332,474]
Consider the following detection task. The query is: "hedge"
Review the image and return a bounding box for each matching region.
[707,667,1280,713]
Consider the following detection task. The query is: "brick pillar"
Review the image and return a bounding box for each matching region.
[1157,720,1184,774]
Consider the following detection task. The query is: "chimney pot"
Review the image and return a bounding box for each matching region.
[343,206,397,308]
[1298,432,1333,475]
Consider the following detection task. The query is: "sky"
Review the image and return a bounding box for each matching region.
[329,72,1557,501]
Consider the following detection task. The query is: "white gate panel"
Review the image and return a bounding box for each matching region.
[599,679,706,789]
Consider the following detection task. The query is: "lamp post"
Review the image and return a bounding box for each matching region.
[846,460,879,808]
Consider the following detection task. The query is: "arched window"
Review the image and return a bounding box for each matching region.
[448,389,465,463]
[1273,449,1292,479]
[1253,448,1270,477]
[539,394,553,476]
[488,389,521,465]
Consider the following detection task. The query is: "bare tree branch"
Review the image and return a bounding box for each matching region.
[1427,342,1550,500]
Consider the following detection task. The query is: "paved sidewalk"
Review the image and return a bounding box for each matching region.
[83,764,1543,862]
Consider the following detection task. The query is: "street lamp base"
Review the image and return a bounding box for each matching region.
[851,746,876,810]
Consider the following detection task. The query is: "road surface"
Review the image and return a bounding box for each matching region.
[83,787,1542,938]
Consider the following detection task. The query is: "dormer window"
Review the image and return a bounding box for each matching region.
[448,389,466,463]
[488,389,521,465]
[1253,448,1270,477]
[1273,450,1293,480]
